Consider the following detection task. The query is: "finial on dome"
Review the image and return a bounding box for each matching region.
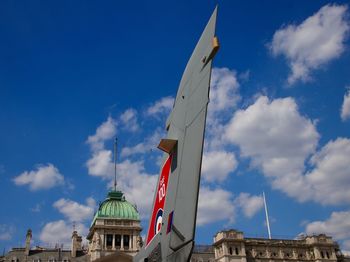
[108,190,124,200]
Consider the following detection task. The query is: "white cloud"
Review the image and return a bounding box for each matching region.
[13,164,65,191]
[86,150,113,179]
[209,68,240,115]
[120,108,139,132]
[305,138,350,205]
[225,96,350,205]
[85,117,158,219]
[197,186,235,226]
[235,193,264,218]
[87,116,117,152]
[86,117,118,179]
[201,150,238,182]
[120,129,163,158]
[225,96,317,200]
[205,67,241,151]
[0,224,15,241]
[225,96,319,178]
[53,198,96,222]
[121,143,147,158]
[39,220,87,248]
[343,249,350,257]
[146,96,174,117]
[305,210,350,251]
[112,159,158,219]
[341,88,350,121]
[270,4,349,85]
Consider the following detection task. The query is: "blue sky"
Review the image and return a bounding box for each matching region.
[1,0,350,255]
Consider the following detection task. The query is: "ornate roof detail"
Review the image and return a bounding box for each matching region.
[91,190,140,226]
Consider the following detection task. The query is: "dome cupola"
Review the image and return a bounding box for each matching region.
[91,190,140,226]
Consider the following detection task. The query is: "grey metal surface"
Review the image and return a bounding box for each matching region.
[134,7,218,262]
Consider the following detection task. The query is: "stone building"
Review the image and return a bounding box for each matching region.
[191,229,350,262]
[3,190,141,262]
[3,195,350,262]
[86,190,142,261]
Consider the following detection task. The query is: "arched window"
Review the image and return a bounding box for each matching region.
[235,247,239,255]
[321,251,325,258]
[229,247,233,255]
[326,251,330,259]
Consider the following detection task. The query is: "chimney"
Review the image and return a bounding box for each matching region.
[25,229,32,256]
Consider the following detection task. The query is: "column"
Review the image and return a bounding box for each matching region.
[100,234,104,250]
[133,234,137,250]
[223,243,228,256]
[112,234,115,250]
[241,242,246,256]
[121,235,124,250]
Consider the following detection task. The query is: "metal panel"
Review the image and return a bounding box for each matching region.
[134,6,218,262]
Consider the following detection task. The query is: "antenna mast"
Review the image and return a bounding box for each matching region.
[263,191,272,239]
[114,137,117,191]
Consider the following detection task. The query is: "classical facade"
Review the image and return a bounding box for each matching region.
[3,190,141,262]
[86,190,142,261]
[191,229,350,262]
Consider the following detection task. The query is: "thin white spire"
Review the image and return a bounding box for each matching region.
[263,191,272,239]
[114,137,118,191]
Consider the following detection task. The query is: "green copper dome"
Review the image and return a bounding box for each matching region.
[91,190,140,225]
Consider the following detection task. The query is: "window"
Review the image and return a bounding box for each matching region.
[229,247,232,255]
[115,234,121,248]
[123,235,130,249]
[106,234,113,247]
[235,247,239,255]
[321,251,325,258]
[326,251,330,259]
